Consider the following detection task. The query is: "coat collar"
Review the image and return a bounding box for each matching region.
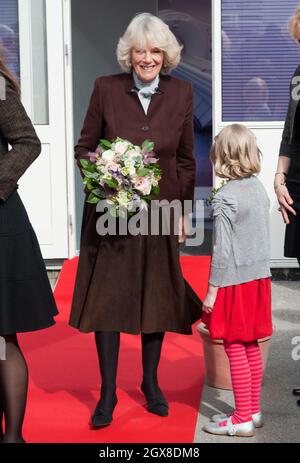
[122,72,171,95]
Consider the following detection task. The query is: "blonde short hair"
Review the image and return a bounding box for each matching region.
[210,124,262,180]
[117,13,182,74]
[289,6,300,40]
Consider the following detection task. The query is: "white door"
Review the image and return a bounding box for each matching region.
[17,0,70,259]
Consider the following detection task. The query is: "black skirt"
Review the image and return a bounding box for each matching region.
[285,155,300,258]
[0,191,58,335]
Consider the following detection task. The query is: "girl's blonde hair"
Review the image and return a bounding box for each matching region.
[117,12,182,74]
[210,124,262,180]
[289,5,300,40]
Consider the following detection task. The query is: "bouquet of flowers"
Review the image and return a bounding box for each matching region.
[80,137,162,217]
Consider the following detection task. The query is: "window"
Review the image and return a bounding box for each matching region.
[0,0,20,78]
[222,0,300,121]
[0,0,50,124]
[30,0,49,124]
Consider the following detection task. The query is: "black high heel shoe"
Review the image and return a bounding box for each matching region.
[91,395,118,428]
[141,382,169,417]
[293,388,300,396]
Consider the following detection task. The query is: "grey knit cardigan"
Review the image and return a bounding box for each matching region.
[209,175,271,287]
[0,74,41,201]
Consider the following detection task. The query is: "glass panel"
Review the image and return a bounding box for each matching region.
[222,0,300,122]
[158,0,213,256]
[30,0,49,124]
[0,0,20,79]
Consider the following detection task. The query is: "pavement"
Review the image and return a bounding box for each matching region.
[194,280,300,443]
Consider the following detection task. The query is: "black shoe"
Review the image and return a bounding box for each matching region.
[297,399,300,406]
[1,437,26,443]
[293,388,300,396]
[141,382,169,417]
[91,396,118,428]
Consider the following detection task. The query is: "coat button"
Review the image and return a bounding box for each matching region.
[141,125,149,131]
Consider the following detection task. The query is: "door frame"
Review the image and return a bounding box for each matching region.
[17,0,77,260]
[63,0,77,259]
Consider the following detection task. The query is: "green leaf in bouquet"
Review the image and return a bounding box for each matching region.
[82,169,99,179]
[140,195,152,202]
[133,155,142,162]
[86,193,100,204]
[92,188,106,198]
[85,181,95,191]
[152,185,160,196]
[100,139,112,149]
[136,167,150,177]
[142,139,154,152]
[103,177,119,189]
[80,159,90,169]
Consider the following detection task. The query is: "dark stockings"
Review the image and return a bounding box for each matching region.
[0,335,28,443]
[94,332,120,414]
[93,331,168,422]
[141,332,165,397]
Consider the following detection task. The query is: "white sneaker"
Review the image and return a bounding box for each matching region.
[212,411,263,428]
[203,417,255,437]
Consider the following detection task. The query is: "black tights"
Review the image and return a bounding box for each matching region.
[95,332,120,412]
[94,331,165,411]
[0,334,28,443]
[141,332,165,397]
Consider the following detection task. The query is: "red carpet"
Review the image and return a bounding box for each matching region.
[19,256,210,443]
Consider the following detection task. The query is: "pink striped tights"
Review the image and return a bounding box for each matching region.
[221,341,263,425]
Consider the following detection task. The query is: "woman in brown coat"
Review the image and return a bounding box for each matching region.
[69,12,202,427]
[0,60,58,442]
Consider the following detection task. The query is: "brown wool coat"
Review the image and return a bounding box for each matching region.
[69,73,202,334]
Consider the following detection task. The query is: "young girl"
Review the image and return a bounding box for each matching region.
[202,124,272,437]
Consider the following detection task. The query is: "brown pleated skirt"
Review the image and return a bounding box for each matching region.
[69,202,202,334]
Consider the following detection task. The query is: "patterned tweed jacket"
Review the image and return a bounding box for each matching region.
[0,73,41,201]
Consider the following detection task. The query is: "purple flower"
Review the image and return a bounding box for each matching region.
[88,151,98,163]
[144,156,158,165]
[142,150,158,165]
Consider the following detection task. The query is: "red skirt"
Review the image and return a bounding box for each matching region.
[201,278,272,343]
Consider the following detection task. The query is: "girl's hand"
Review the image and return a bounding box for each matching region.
[203,285,218,314]
[275,183,296,224]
